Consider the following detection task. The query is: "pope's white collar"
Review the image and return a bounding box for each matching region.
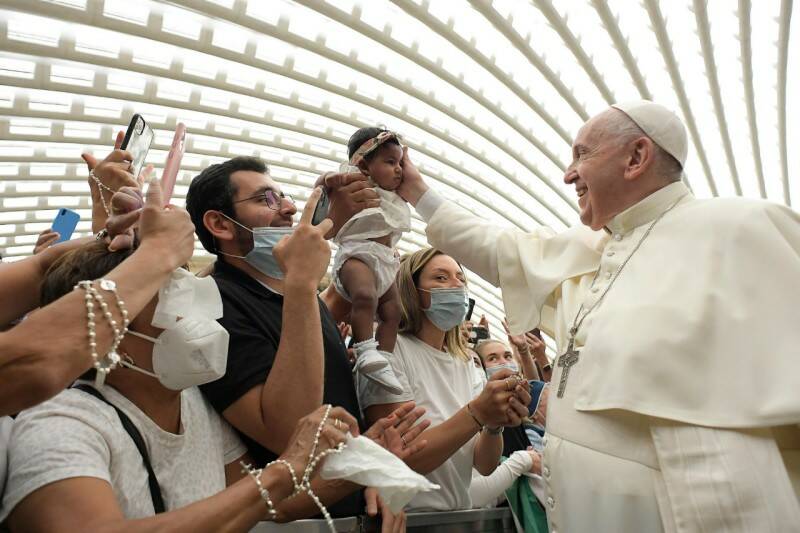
[605,181,691,235]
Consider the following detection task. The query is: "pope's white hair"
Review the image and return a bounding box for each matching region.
[601,109,683,182]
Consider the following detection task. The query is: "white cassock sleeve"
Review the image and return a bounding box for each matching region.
[469,450,533,508]
[416,189,604,335]
[416,189,501,285]
[650,423,800,533]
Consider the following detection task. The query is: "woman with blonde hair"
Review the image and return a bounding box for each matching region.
[361,247,531,512]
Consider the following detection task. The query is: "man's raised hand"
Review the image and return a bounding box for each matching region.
[273,187,333,289]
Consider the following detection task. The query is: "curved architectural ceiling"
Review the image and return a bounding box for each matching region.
[0,0,797,336]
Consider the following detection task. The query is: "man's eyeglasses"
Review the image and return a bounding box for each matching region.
[233,190,294,210]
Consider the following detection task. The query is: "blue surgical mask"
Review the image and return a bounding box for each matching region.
[218,214,293,279]
[486,361,519,379]
[419,287,469,332]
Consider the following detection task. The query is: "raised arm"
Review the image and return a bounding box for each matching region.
[0,236,92,328]
[220,189,333,453]
[397,148,504,285]
[82,132,143,233]
[0,180,195,415]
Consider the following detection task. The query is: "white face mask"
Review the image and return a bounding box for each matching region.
[485,361,519,379]
[151,269,224,329]
[124,318,229,390]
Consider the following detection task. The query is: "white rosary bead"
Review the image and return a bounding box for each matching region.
[75,279,131,387]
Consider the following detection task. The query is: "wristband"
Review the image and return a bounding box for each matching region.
[466,402,484,431]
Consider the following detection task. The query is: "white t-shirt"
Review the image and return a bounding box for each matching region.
[359,333,485,511]
[0,384,246,522]
[0,416,13,498]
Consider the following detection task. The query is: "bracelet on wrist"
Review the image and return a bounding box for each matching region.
[89,171,116,216]
[465,402,484,431]
[241,461,277,519]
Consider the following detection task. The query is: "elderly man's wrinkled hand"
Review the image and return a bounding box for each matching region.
[397,146,429,205]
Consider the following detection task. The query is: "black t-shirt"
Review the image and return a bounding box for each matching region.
[200,259,364,517]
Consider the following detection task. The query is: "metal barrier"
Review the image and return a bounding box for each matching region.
[250,508,515,532]
[250,517,360,533]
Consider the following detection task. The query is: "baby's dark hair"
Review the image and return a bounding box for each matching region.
[346,127,401,161]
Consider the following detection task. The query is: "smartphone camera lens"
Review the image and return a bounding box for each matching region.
[136,120,144,135]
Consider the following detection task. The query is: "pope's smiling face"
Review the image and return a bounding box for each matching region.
[563,110,637,230]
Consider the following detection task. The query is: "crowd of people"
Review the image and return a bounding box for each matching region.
[0,98,798,533]
[0,124,548,533]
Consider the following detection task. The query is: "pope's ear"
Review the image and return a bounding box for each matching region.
[623,136,655,182]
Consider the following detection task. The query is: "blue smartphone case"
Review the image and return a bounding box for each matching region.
[51,208,80,243]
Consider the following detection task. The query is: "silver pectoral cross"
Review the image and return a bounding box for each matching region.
[556,337,580,398]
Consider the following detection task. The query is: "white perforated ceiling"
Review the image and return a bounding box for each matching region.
[0,0,797,335]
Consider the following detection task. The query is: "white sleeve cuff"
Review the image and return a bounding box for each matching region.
[507,449,534,474]
[415,189,445,222]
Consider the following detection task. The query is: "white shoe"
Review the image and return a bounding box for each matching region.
[358,359,404,395]
[353,341,404,394]
[356,344,389,373]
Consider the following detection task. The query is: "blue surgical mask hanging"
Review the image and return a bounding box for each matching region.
[419,287,469,332]
[218,213,293,280]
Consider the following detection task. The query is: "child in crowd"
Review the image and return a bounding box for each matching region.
[332,127,411,394]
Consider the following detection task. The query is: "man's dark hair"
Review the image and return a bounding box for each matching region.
[186,156,268,254]
[346,126,401,161]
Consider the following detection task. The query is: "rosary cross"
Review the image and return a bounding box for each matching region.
[556,329,580,398]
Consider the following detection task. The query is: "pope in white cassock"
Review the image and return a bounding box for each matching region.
[395,101,800,532]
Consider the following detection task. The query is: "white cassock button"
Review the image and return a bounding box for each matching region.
[543,466,550,478]
[542,436,548,446]
[591,286,599,293]
[547,496,555,509]
[605,272,612,279]
[606,251,615,257]
[613,233,622,241]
